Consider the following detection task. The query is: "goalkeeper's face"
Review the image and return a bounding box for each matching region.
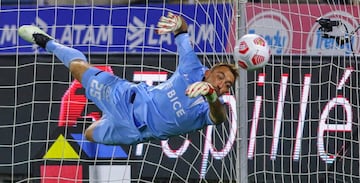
[204,66,235,96]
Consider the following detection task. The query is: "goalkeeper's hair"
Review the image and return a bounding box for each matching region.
[211,63,239,79]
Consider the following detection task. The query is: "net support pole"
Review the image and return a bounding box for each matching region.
[235,0,248,183]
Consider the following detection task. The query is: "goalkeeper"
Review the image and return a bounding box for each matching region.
[18,12,238,145]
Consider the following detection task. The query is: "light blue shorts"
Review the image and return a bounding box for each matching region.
[81,67,153,145]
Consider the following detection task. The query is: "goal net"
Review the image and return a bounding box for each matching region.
[0,0,238,182]
[1,0,360,183]
[244,2,360,183]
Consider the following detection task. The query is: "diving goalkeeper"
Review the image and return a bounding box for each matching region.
[18,12,239,145]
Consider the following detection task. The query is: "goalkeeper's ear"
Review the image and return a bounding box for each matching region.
[202,69,211,82]
[174,16,188,36]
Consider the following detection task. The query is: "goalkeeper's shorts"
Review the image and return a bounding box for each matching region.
[81,67,154,145]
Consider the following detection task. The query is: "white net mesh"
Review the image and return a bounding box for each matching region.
[2,0,360,182]
[245,2,360,183]
[0,0,238,182]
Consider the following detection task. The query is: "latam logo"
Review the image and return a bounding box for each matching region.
[127,16,216,52]
[10,14,219,54]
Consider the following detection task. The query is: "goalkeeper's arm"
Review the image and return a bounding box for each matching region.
[207,98,227,125]
[157,12,195,57]
[173,16,188,37]
[186,82,227,125]
[156,12,188,36]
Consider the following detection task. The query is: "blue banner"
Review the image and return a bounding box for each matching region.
[0,4,232,54]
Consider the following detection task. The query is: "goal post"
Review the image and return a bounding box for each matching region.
[236,1,249,183]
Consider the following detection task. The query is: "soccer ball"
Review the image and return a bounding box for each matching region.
[233,34,270,70]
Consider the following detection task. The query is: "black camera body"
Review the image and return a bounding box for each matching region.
[316,17,341,32]
[316,16,359,56]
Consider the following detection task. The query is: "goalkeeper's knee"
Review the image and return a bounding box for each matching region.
[84,124,96,142]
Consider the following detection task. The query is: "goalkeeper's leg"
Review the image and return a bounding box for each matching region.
[18,25,100,86]
[18,25,110,143]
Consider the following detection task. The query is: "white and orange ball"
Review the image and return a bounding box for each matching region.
[233,34,271,70]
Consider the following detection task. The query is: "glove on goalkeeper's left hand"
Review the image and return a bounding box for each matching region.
[156,12,182,35]
[185,82,218,103]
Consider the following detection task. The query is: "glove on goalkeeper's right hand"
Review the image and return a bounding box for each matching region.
[185,82,218,103]
[156,12,182,35]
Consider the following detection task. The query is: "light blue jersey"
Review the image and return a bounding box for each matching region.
[82,33,215,145]
[135,33,214,140]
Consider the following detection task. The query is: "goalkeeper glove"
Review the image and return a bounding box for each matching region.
[156,12,182,35]
[185,82,218,103]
